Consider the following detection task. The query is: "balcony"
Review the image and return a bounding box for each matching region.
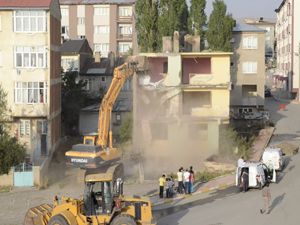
[117,16,132,23]
[12,104,48,117]
[117,33,133,41]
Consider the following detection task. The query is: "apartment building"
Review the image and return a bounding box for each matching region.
[231,22,266,118]
[0,0,61,186]
[244,17,276,60]
[135,37,232,176]
[275,0,300,97]
[60,0,137,57]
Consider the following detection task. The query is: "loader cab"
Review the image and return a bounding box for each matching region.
[83,171,124,216]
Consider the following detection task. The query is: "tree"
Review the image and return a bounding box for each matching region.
[188,0,207,48]
[206,0,235,51]
[61,71,88,135]
[0,133,26,175]
[135,0,159,52]
[119,114,133,143]
[0,85,26,175]
[158,0,189,37]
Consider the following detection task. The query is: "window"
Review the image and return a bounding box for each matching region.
[14,82,47,104]
[94,43,109,54]
[119,6,132,17]
[38,120,48,134]
[242,36,258,49]
[77,17,85,25]
[118,24,132,35]
[100,76,106,82]
[242,62,257,74]
[20,120,30,137]
[116,113,121,122]
[94,7,109,16]
[83,79,91,91]
[15,46,46,68]
[61,26,69,35]
[242,85,257,97]
[61,8,69,16]
[14,10,46,32]
[122,79,131,91]
[118,42,132,53]
[95,26,109,34]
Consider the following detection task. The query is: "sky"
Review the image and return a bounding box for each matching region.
[205,0,283,19]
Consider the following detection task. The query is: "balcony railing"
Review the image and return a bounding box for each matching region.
[242,97,257,105]
[117,33,133,40]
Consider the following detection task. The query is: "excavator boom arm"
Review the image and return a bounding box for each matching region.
[97,63,135,147]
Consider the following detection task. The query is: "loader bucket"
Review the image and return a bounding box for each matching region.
[23,204,53,225]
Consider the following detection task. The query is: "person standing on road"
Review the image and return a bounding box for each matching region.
[189,166,195,194]
[241,169,249,192]
[177,168,184,194]
[183,169,190,194]
[260,182,271,214]
[237,156,245,167]
[159,174,166,198]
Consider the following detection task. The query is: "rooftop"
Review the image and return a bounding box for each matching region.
[139,52,233,57]
[60,0,135,5]
[81,98,131,112]
[0,0,52,8]
[61,39,87,53]
[233,22,266,33]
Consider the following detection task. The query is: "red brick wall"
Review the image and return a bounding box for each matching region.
[50,83,61,115]
[50,51,61,79]
[148,57,168,82]
[50,15,61,46]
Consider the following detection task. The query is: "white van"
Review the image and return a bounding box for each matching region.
[236,162,270,191]
[262,147,285,171]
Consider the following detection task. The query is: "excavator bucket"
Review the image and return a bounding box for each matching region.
[23,204,53,225]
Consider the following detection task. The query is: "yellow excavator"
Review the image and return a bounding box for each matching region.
[65,62,135,169]
[24,164,156,225]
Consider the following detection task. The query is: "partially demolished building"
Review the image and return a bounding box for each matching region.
[134,33,232,176]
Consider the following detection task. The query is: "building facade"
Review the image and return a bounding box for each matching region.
[231,23,266,118]
[59,0,137,57]
[275,0,300,97]
[135,50,232,176]
[0,0,61,185]
[244,18,276,60]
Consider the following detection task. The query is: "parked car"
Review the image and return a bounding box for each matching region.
[262,147,285,171]
[236,162,273,191]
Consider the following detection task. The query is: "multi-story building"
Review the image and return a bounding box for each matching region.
[134,37,232,176]
[275,0,300,97]
[60,0,137,57]
[244,17,276,60]
[231,22,266,118]
[0,0,61,187]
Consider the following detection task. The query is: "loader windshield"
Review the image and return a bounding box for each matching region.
[84,181,113,216]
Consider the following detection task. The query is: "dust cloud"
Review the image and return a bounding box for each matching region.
[131,85,215,180]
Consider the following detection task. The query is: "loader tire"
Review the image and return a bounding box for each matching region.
[111,214,137,225]
[48,215,70,225]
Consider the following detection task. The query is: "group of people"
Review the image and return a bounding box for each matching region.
[159,166,195,199]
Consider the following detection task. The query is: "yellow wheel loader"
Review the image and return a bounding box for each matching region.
[24,164,156,225]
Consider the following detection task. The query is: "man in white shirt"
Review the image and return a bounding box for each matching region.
[237,156,245,167]
[177,167,184,194]
[183,169,190,194]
